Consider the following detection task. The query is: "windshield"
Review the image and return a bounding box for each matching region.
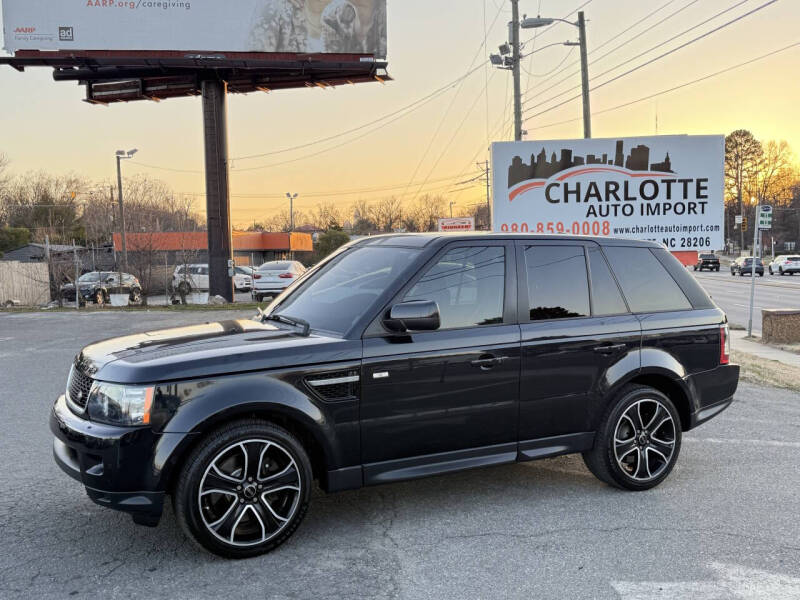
[271,246,420,336]
[77,273,100,283]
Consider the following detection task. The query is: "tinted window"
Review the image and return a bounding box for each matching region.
[274,246,420,335]
[604,247,691,312]
[700,254,716,259]
[588,247,628,316]
[405,246,505,329]
[789,256,800,261]
[525,246,589,321]
[261,262,292,270]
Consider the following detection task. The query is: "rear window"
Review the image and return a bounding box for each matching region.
[788,257,800,261]
[603,247,692,313]
[261,262,292,270]
[700,254,716,259]
[524,246,590,321]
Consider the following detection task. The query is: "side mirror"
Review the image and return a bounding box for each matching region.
[106,277,116,283]
[385,300,440,332]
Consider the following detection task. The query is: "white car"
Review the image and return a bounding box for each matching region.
[173,264,253,293]
[252,260,306,302]
[768,255,800,276]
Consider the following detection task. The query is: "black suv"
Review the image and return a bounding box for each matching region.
[60,271,142,305]
[693,253,720,272]
[51,234,739,558]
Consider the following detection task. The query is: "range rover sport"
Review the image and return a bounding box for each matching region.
[51,234,739,558]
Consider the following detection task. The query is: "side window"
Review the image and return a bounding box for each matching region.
[588,247,628,316]
[524,245,590,321]
[404,246,505,329]
[604,247,692,313]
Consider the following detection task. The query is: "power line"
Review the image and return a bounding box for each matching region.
[523,0,694,99]
[526,40,800,131]
[523,0,749,111]
[522,0,781,121]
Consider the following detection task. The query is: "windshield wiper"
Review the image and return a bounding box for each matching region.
[259,311,310,337]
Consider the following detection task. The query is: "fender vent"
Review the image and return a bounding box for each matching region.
[305,370,360,401]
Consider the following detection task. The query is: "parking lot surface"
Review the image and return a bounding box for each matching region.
[1,310,799,599]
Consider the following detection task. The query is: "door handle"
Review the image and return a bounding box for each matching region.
[593,343,627,354]
[470,355,507,369]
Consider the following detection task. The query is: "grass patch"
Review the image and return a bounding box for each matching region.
[732,349,800,392]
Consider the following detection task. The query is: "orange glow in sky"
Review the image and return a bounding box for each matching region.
[1,0,799,227]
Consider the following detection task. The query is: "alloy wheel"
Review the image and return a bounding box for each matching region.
[613,399,676,482]
[198,439,301,547]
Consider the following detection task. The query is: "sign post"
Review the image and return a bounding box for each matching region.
[747,204,772,337]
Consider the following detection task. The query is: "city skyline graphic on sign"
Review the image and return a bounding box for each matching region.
[508,140,674,188]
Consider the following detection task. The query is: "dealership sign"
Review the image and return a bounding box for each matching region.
[492,135,724,251]
[438,217,475,232]
[1,0,387,57]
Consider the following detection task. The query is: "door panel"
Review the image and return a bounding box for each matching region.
[519,315,640,441]
[361,326,521,464]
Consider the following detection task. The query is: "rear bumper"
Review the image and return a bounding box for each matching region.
[49,394,184,521]
[685,364,740,429]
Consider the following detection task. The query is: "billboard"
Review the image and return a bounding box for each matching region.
[1,0,387,57]
[438,217,475,232]
[492,135,725,251]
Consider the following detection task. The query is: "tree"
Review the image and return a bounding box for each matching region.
[0,226,31,254]
[369,196,403,232]
[725,130,762,250]
[754,140,796,206]
[314,229,350,261]
[308,202,343,231]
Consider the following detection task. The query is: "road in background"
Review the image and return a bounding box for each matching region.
[1,310,799,599]
[693,270,800,334]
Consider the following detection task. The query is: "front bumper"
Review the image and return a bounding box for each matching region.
[50,395,182,523]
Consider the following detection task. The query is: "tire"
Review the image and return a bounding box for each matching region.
[94,290,105,306]
[693,266,697,271]
[177,281,191,295]
[582,384,682,491]
[174,419,312,559]
[780,268,785,276]
[759,272,764,277]
[253,294,263,302]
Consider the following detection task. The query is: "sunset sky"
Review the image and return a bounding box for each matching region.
[1,0,799,228]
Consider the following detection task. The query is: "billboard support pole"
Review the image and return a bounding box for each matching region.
[201,79,234,303]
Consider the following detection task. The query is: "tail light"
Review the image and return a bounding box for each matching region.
[720,324,730,365]
[253,274,262,280]
[279,273,294,279]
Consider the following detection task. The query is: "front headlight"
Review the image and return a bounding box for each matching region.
[86,382,154,426]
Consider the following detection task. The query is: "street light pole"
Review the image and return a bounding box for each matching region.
[511,0,523,141]
[577,11,591,139]
[115,148,137,274]
[520,12,592,138]
[285,193,298,231]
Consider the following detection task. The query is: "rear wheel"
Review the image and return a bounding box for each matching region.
[583,384,681,491]
[174,420,311,558]
[177,281,191,295]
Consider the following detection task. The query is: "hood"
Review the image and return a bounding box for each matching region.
[76,318,361,384]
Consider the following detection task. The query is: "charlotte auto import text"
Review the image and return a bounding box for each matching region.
[543,177,710,218]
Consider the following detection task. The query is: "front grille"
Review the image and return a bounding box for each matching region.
[67,366,94,409]
[305,370,360,401]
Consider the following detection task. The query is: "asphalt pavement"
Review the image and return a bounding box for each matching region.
[1,310,799,600]
[692,269,800,334]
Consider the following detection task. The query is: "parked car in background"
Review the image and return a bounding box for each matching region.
[252,260,306,302]
[768,255,800,276]
[173,264,252,293]
[60,271,141,305]
[730,257,764,277]
[52,234,738,558]
[693,253,720,272]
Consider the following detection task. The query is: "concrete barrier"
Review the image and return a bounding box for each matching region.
[762,309,800,344]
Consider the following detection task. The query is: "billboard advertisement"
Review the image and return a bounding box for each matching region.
[1,0,387,57]
[438,217,475,232]
[492,135,725,251]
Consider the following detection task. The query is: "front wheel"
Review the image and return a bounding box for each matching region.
[583,384,681,491]
[174,420,311,558]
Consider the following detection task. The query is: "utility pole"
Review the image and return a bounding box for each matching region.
[449,201,455,218]
[577,11,591,139]
[511,0,523,141]
[747,203,760,337]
